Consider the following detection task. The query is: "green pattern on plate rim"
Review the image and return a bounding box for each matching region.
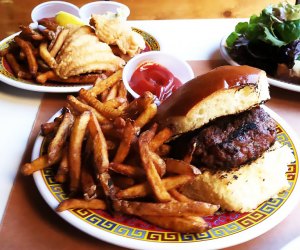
[39,120,298,243]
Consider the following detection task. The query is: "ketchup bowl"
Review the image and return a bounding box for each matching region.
[122,51,194,103]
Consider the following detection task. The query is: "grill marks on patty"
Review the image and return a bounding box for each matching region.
[189,107,277,170]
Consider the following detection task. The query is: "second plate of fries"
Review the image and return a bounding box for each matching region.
[22,70,300,249]
[0,25,159,93]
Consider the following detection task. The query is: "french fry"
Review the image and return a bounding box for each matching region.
[109,162,145,178]
[21,155,52,175]
[79,88,123,119]
[67,95,108,124]
[100,88,109,102]
[37,70,103,85]
[89,113,116,203]
[113,120,135,163]
[5,53,32,79]
[123,91,155,119]
[183,141,197,164]
[55,146,69,183]
[117,80,127,99]
[134,103,157,133]
[48,111,74,164]
[104,97,126,109]
[56,198,107,212]
[156,144,171,156]
[88,112,109,174]
[114,200,219,217]
[113,175,135,189]
[39,42,57,68]
[165,158,201,175]
[150,127,173,152]
[100,123,124,139]
[143,215,210,233]
[169,189,194,202]
[139,130,171,202]
[49,28,69,57]
[40,29,56,41]
[81,161,97,200]
[89,69,122,96]
[116,175,193,199]
[19,25,45,41]
[36,70,56,84]
[14,36,38,76]
[149,150,166,177]
[37,58,50,71]
[41,117,62,136]
[104,83,118,101]
[68,111,91,193]
[113,117,126,129]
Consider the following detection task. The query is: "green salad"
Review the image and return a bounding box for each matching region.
[226,2,300,82]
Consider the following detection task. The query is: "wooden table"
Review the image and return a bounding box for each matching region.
[0,1,300,250]
[0,0,295,39]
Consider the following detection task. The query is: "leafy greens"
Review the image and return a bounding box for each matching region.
[226,2,300,48]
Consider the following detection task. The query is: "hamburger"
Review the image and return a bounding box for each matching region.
[156,65,294,212]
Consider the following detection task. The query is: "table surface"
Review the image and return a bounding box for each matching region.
[0,1,300,250]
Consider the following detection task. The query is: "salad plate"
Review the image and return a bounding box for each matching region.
[220,36,300,93]
[31,106,300,250]
[0,28,160,93]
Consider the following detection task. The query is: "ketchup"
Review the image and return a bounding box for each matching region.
[129,62,182,102]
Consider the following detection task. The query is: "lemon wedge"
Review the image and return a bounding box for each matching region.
[55,11,85,26]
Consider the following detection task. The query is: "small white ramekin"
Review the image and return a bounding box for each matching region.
[31,1,80,23]
[79,1,130,24]
[122,51,195,100]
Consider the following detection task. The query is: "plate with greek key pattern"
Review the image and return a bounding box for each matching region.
[0,28,159,93]
[31,106,300,249]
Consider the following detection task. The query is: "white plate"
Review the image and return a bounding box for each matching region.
[30,106,300,250]
[0,29,160,93]
[220,35,300,93]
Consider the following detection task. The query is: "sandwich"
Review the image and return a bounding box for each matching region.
[156,65,294,212]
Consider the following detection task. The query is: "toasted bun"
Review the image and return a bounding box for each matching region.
[180,142,294,212]
[156,65,270,135]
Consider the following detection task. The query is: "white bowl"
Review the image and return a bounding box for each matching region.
[79,1,130,24]
[31,1,80,23]
[122,51,194,101]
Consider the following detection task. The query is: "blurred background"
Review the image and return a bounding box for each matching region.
[0,0,295,39]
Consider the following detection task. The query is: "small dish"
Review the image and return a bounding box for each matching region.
[79,1,130,24]
[122,51,194,101]
[31,1,80,23]
[220,35,300,93]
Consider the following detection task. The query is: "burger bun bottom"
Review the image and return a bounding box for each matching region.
[180,142,294,212]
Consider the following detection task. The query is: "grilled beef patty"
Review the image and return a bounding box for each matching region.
[188,107,276,169]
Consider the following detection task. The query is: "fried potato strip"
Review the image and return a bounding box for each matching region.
[69,111,90,193]
[79,88,123,119]
[114,200,219,217]
[56,198,107,212]
[88,70,122,96]
[39,42,57,68]
[21,155,52,176]
[143,215,210,234]
[14,36,38,76]
[139,130,171,202]
[48,111,74,164]
[116,175,192,199]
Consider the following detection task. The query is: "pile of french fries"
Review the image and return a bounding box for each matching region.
[21,70,220,233]
[0,20,105,84]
